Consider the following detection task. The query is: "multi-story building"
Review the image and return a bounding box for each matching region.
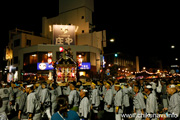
[104,53,139,77]
[5,0,106,81]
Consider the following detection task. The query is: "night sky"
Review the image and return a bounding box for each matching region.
[1,0,179,70]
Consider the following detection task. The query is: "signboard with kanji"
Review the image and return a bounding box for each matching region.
[53,25,76,45]
[79,62,91,70]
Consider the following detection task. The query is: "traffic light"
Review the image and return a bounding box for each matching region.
[114,53,118,57]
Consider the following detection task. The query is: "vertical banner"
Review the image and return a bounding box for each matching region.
[53,25,76,45]
[6,46,13,60]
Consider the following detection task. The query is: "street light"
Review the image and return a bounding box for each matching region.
[110,38,115,42]
[175,58,178,61]
[171,45,175,49]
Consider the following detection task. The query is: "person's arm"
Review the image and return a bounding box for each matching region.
[115,91,122,112]
[68,91,74,105]
[18,110,21,119]
[56,86,62,96]
[18,94,26,119]
[27,94,35,119]
[83,98,89,118]
[138,93,146,111]
[40,89,46,104]
[170,94,180,116]
[148,94,155,114]
[107,89,113,108]
[91,90,96,105]
[19,94,25,111]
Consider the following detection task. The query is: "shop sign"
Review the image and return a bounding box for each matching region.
[37,63,54,70]
[53,25,76,45]
[79,62,91,70]
[7,73,13,83]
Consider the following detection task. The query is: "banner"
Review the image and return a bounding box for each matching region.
[79,62,91,70]
[37,63,54,70]
[53,25,76,45]
[6,46,13,60]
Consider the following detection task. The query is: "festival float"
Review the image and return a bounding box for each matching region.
[53,47,79,84]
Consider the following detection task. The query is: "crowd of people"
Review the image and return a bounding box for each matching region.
[0,78,180,120]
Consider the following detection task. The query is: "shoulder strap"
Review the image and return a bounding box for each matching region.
[58,111,66,120]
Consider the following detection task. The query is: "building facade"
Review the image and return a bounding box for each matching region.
[104,53,139,78]
[5,0,105,81]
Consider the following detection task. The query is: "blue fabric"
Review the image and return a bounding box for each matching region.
[51,110,80,120]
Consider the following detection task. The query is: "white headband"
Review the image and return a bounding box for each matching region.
[82,89,88,92]
[2,83,7,86]
[26,84,33,88]
[169,84,176,88]
[146,85,152,89]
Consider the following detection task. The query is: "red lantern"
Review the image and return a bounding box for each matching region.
[59,47,64,52]
[78,58,82,67]
[48,57,52,64]
[71,73,75,77]
[57,72,61,77]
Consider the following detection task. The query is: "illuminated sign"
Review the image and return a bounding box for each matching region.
[37,63,54,70]
[79,62,91,70]
[53,25,76,45]
[6,46,13,60]
[171,65,179,68]
[7,73,13,83]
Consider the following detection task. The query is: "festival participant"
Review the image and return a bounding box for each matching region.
[133,85,146,120]
[51,95,80,120]
[104,81,114,120]
[144,84,158,120]
[26,84,42,120]
[163,84,180,120]
[114,82,123,120]
[68,82,80,112]
[90,81,100,120]
[79,89,90,120]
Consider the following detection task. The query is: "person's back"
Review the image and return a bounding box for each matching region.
[51,110,79,120]
[51,95,80,120]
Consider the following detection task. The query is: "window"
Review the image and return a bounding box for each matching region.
[81,16,84,19]
[82,30,84,33]
[76,52,90,62]
[24,53,38,65]
[38,52,48,63]
[14,56,18,64]
[14,39,20,47]
[26,39,31,46]
[29,54,37,64]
